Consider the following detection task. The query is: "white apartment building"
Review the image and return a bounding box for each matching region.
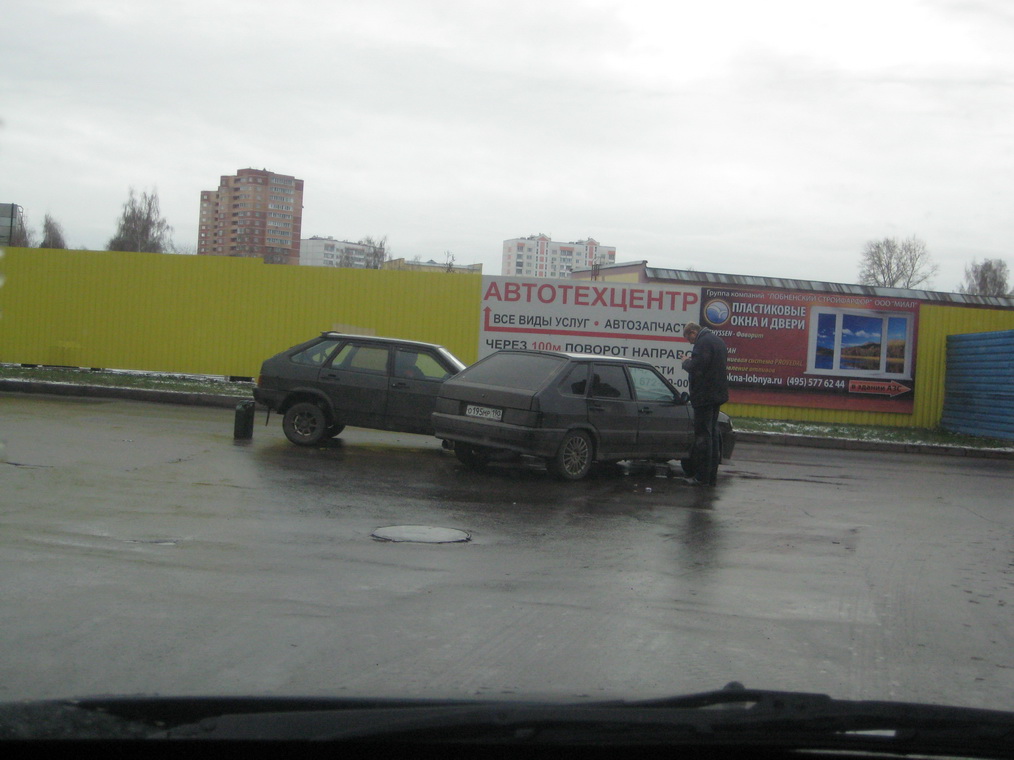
[299,236,385,268]
[502,234,616,278]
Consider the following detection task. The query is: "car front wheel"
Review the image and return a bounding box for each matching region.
[282,402,330,446]
[550,431,594,480]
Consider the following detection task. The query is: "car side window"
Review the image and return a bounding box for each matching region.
[331,344,390,374]
[629,366,676,403]
[417,352,456,380]
[290,339,340,366]
[558,363,589,396]
[394,349,453,381]
[590,364,632,400]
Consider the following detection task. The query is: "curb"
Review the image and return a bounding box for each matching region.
[0,378,252,410]
[3,378,1012,461]
[734,431,1014,461]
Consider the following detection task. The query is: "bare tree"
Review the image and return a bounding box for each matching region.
[338,245,357,268]
[39,213,67,249]
[107,188,173,253]
[358,235,388,269]
[858,236,939,288]
[444,250,456,273]
[6,211,35,247]
[959,258,1010,296]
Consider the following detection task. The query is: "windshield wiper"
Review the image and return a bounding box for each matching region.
[8,683,1014,757]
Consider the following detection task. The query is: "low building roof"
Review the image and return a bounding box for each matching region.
[572,261,1014,308]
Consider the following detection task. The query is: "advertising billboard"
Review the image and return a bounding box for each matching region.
[699,287,918,413]
[479,276,700,387]
[479,276,920,415]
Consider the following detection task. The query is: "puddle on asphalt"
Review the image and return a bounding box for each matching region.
[371,525,471,543]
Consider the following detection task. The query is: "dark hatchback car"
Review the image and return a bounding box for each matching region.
[254,333,466,446]
[432,349,735,480]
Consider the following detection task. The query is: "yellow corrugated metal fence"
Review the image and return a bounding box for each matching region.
[0,248,482,376]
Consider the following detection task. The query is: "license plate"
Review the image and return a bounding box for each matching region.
[465,404,502,421]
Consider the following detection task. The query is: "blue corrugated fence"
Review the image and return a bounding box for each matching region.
[941,330,1014,441]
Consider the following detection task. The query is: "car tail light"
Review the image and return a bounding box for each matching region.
[505,410,541,427]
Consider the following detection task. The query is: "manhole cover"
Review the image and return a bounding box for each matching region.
[371,525,471,544]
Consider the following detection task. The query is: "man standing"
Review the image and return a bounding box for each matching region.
[681,322,729,486]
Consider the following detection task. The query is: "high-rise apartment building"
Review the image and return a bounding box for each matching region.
[502,234,616,278]
[198,168,303,264]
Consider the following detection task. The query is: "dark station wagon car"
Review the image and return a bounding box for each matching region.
[432,349,735,480]
[254,332,466,446]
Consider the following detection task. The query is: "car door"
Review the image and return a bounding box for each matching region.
[587,363,639,457]
[318,341,391,429]
[384,347,459,434]
[627,365,694,458]
[272,337,343,397]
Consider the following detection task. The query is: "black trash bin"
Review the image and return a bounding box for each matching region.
[234,400,255,440]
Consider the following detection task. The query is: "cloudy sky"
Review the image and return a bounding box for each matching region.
[2,0,1012,291]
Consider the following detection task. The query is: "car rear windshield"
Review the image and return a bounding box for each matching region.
[458,353,566,391]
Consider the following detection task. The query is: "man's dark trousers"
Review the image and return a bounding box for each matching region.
[692,403,721,485]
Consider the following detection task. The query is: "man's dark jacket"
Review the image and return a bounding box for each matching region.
[681,327,729,407]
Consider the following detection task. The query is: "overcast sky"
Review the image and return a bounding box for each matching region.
[2,0,1012,291]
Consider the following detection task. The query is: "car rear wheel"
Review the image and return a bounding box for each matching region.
[454,443,492,469]
[282,402,330,446]
[550,430,594,480]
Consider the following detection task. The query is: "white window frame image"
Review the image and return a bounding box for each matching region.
[805,307,915,379]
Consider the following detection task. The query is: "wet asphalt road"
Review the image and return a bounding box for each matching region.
[1,393,1012,710]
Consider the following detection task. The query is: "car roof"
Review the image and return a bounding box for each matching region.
[486,349,657,367]
[319,332,451,351]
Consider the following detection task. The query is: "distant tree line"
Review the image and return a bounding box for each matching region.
[5,193,1012,296]
[856,235,1010,296]
[6,187,175,253]
[6,211,68,248]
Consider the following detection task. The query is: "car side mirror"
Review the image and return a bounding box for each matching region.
[679,391,690,405]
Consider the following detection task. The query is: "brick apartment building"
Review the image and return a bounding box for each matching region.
[197,168,303,264]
